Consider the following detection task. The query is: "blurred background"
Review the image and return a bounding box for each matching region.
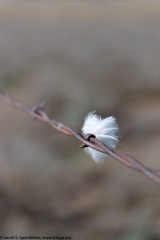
[0,1,160,239]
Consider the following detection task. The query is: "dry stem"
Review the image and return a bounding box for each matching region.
[0,91,160,185]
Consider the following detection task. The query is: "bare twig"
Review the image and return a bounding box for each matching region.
[0,91,160,185]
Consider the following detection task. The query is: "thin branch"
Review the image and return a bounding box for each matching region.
[0,91,160,185]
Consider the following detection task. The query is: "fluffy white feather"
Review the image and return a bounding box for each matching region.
[81,112,119,163]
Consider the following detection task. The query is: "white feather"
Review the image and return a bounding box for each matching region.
[81,112,119,163]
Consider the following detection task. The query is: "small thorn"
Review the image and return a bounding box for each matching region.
[39,102,45,110]
[79,134,96,148]
[33,102,45,113]
[79,143,88,148]
[33,103,45,117]
[87,134,96,141]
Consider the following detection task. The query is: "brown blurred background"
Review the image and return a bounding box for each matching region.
[0,1,160,239]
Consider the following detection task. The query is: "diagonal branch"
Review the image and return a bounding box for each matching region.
[0,91,160,185]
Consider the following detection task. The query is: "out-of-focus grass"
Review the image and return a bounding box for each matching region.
[0,70,22,89]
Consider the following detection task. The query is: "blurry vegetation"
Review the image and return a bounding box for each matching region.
[0,70,22,89]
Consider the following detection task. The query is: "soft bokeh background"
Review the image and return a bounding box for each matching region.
[0,1,160,239]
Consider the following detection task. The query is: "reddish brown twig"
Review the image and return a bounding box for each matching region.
[0,91,160,185]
